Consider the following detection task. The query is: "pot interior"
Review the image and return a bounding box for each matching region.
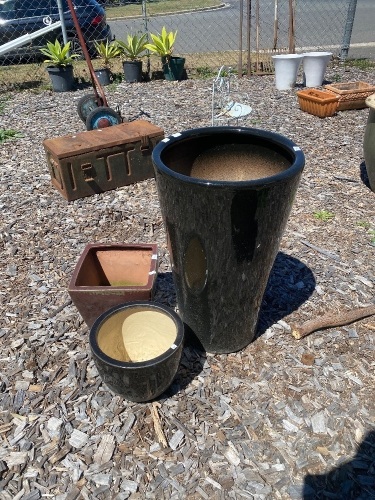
[75,248,153,287]
[97,306,178,363]
[160,132,293,182]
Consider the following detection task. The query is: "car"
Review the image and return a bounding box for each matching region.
[0,0,112,63]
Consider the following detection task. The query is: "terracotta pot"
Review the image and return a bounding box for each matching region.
[364,93,375,191]
[152,126,305,353]
[69,243,158,327]
[90,301,184,402]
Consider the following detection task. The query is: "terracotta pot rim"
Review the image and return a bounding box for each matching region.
[90,301,184,368]
[69,242,158,290]
[152,126,305,188]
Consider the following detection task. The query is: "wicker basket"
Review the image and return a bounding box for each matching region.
[324,81,375,111]
[297,88,339,118]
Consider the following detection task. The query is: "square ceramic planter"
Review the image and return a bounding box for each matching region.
[69,243,158,327]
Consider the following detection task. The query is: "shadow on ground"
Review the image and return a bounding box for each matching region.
[360,160,372,190]
[257,251,316,336]
[302,430,375,499]
[156,252,315,397]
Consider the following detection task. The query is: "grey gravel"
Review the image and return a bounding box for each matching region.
[0,62,375,499]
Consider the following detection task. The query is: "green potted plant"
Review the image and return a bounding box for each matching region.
[117,33,148,83]
[144,26,185,81]
[94,40,121,86]
[40,40,78,92]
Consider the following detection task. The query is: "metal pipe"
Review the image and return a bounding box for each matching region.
[0,21,62,56]
[273,0,278,50]
[340,0,358,61]
[246,0,251,77]
[142,0,150,76]
[56,0,69,46]
[238,0,243,78]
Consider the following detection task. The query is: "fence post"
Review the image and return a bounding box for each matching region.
[142,0,151,76]
[56,0,69,46]
[340,0,358,61]
[238,0,243,78]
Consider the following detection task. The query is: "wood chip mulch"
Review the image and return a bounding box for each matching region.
[0,62,374,500]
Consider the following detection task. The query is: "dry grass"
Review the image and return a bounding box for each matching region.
[106,0,220,19]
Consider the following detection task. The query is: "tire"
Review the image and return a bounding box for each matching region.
[77,94,102,123]
[86,106,122,130]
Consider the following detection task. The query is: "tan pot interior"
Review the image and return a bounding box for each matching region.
[75,248,153,287]
[97,306,177,362]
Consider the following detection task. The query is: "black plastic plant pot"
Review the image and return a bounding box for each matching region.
[162,56,186,81]
[123,60,142,83]
[94,68,112,86]
[152,126,305,354]
[46,65,74,92]
[89,301,184,402]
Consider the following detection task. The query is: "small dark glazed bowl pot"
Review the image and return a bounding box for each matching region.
[89,301,184,402]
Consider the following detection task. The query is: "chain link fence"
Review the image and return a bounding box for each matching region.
[109,0,357,75]
[0,0,369,89]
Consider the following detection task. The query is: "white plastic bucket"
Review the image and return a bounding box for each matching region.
[272,54,304,91]
[303,52,332,87]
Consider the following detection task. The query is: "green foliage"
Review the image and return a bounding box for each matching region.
[357,220,371,229]
[196,66,216,79]
[94,40,121,67]
[0,96,8,115]
[117,33,148,61]
[144,27,177,60]
[0,129,23,143]
[357,221,375,244]
[40,40,79,67]
[344,58,375,70]
[313,210,335,222]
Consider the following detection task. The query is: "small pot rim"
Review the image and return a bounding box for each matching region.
[68,242,158,291]
[302,51,333,57]
[90,301,184,368]
[152,126,305,188]
[272,54,304,59]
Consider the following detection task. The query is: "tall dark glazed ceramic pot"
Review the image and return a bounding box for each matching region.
[152,127,305,354]
[363,93,375,191]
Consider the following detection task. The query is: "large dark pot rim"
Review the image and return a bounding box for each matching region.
[46,65,73,72]
[152,126,305,188]
[90,301,184,369]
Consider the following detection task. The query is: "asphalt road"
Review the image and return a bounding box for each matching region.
[108,0,375,59]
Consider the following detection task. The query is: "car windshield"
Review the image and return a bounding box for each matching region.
[0,0,15,15]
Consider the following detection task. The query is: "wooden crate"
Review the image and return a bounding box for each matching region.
[324,81,375,111]
[297,88,339,118]
[43,120,164,201]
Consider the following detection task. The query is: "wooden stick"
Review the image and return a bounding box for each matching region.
[288,0,295,53]
[292,304,375,340]
[150,403,168,448]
